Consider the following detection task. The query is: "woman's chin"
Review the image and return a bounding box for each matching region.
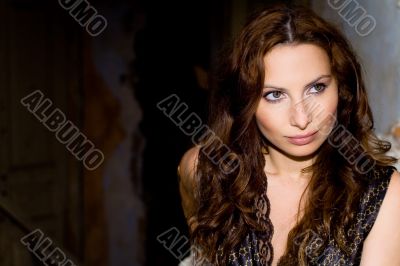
[281,142,322,159]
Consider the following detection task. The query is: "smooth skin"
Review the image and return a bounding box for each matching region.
[179,43,400,266]
[257,43,339,265]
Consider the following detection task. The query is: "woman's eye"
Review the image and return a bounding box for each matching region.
[309,83,327,94]
[264,91,284,102]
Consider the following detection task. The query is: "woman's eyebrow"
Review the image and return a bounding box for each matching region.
[263,74,332,90]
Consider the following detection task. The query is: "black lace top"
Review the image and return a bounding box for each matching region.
[224,165,397,266]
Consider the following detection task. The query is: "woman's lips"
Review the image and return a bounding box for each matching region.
[287,131,318,145]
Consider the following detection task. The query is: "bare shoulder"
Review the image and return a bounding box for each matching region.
[178,146,201,222]
[360,169,400,265]
[178,145,201,183]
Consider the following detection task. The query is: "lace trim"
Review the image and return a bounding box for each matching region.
[306,165,396,265]
[254,178,274,265]
[224,176,274,265]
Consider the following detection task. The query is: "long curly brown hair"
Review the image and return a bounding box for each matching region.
[188,4,397,265]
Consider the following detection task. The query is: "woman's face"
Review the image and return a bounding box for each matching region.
[255,43,338,158]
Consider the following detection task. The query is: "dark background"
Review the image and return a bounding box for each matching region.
[0,0,330,266]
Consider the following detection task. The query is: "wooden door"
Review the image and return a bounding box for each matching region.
[0,1,83,265]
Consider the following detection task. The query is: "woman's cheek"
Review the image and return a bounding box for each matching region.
[314,97,338,136]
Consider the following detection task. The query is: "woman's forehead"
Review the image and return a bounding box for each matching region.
[263,43,331,87]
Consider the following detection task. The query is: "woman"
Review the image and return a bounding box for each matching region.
[178,4,400,265]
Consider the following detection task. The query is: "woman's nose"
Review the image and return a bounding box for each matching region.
[289,100,312,130]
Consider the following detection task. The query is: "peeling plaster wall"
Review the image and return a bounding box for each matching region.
[312,0,400,134]
[91,4,145,266]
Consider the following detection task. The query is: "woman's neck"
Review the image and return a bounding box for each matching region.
[263,146,316,184]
